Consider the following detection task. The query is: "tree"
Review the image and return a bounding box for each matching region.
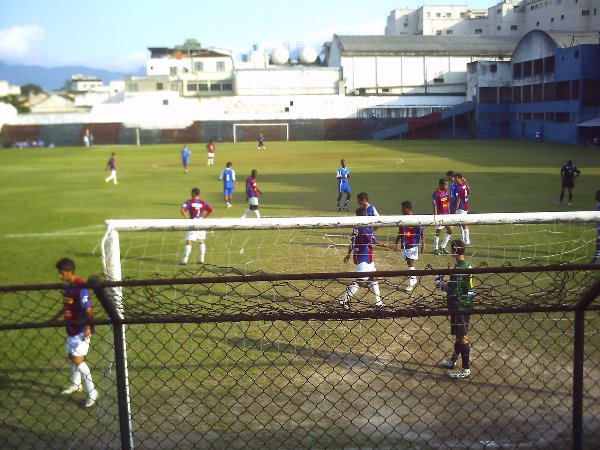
[175,39,201,52]
[21,84,43,97]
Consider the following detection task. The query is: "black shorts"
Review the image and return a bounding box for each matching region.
[450,313,470,336]
[562,179,575,188]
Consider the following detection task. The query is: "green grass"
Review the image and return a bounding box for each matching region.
[1,139,599,285]
[1,140,600,448]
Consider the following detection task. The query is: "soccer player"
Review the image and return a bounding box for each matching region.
[592,189,600,264]
[435,239,475,379]
[336,159,351,211]
[52,258,98,408]
[557,160,581,205]
[181,144,191,174]
[258,133,266,150]
[242,169,262,218]
[180,187,213,265]
[391,201,425,293]
[219,161,236,207]
[455,173,471,246]
[104,152,117,184]
[206,139,215,166]
[338,206,390,310]
[356,192,379,216]
[446,171,459,215]
[432,178,453,255]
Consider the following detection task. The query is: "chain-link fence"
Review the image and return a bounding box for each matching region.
[1,265,599,449]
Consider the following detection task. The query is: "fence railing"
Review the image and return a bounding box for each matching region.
[1,265,599,449]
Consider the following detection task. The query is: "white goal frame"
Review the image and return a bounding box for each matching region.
[232,123,289,143]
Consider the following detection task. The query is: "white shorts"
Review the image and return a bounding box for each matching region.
[66,333,91,356]
[207,152,214,159]
[355,261,376,281]
[185,230,207,241]
[248,197,259,206]
[457,209,468,214]
[401,246,419,260]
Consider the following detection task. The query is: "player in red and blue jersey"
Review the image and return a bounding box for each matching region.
[219,161,236,207]
[206,139,215,166]
[105,152,117,184]
[392,201,425,293]
[53,258,98,408]
[336,159,351,211]
[338,207,391,310]
[432,178,453,255]
[242,169,263,218]
[180,187,213,264]
[258,134,265,150]
[455,173,471,246]
[592,190,600,264]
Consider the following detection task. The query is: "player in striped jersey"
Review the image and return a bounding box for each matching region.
[180,187,213,264]
[391,201,425,293]
[432,179,453,255]
[338,206,391,310]
[455,173,471,246]
[592,190,600,264]
[242,169,263,218]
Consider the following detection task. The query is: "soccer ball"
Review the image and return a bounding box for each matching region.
[434,275,444,289]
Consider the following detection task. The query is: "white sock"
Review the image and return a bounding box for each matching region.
[464,228,470,243]
[434,236,440,250]
[70,362,81,386]
[341,282,359,302]
[183,244,192,262]
[254,210,260,219]
[199,243,206,263]
[408,267,417,287]
[441,234,451,249]
[242,209,250,218]
[77,361,95,394]
[369,281,382,305]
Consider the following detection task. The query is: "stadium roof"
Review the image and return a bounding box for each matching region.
[545,31,600,48]
[577,117,600,127]
[333,35,518,57]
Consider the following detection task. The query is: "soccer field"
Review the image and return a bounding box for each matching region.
[0,139,599,285]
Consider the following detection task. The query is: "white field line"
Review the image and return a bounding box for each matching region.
[4,225,104,239]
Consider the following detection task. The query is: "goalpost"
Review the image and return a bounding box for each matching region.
[232,123,289,143]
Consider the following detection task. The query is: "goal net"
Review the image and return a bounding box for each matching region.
[232,123,289,143]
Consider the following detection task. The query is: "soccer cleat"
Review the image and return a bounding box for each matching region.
[433,249,440,255]
[591,257,599,264]
[337,207,341,211]
[405,285,415,293]
[178,261,187,266]
[343,207,349,212]
[61,384,82,395]
[465,241,471,246]
[441,247,450,255]
[374,302,387,309]
[440,359,457,369]
[339,299,350,311]
[84,390,98,408]
[449,368,471,379]
[226,203,232,208]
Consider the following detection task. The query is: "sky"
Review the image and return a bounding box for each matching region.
[0,0,497,72]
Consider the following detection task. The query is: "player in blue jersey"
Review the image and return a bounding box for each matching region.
[336,159,351,211]
[219,161,236,207]
[391,201,425,293]
[356,192,379,217]
[338,206,391,310]
[258,134,266,150]
[181,144,191,173]
[52,258,98,408]
[435,239,475,379]
[180,188,213,264]
[446,171,459,214]
[592,190,600,264]
[104,152,117,184]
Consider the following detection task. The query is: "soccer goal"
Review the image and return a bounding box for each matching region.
[232,123,289,143]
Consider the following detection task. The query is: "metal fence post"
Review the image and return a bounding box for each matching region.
[573,278,600,450]
[89,275,133,450]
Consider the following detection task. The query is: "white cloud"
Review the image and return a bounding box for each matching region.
[0,25,45,62]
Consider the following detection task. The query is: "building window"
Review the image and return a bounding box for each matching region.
[497,25,501,30]
[222,82,233,91]
[433,78,444,83]
[582,10,590,16]
[511,24,517,30]
[128,83,138,92]
[198,83,208,91]
[187,83,197,91]
[404,22,408,27]
[556,0,561,4]
[216,61,226,71]
[170,83,178,91]
[170,67,177,76]
[497,8,501,14]
[426,12,431,18]
[156,83,163,91]
[446,30,453,34]
[436,30,442,35]
[475,28,483,34]
[436,12,441,18]
[551,17,554,22]
[446,12,451,18]
[163,99,168,106]
[536,21,540,26]
[560,14,565,19]
[491,64,498,73]
[194,61,204,71]
[460,12,466,18]
[574,50,579,58]
[210,83,221,91]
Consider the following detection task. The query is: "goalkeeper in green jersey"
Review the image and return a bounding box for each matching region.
[434,239,475,379]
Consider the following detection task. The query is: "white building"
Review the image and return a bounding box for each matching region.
[66,74,104,93]
[385,0,600,38]
[0,80,21,97]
